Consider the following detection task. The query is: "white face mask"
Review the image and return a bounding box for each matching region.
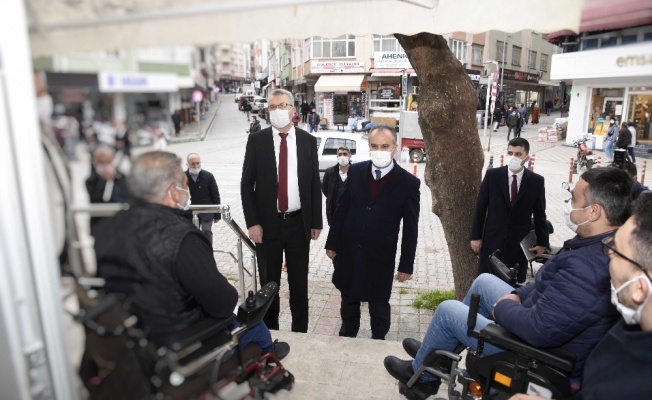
[611,276,652,325]
[270,109,291,129]
[370,150,394,169]
[174,186,192,211]
[337,156,350,167]
[563,202,592,233]
[189,168,201,175]
[506,156,526,173]
[36,95,54,126]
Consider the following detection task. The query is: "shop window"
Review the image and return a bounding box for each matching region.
[496,41,505,63]
[528,50,537,70]
[645,32,652,41]
[373,35,401,52]
[540,54,548,71]
[621,34,638,45]
[601,37,617,48]
[322,138,357,155]
[582,38,599,50]
[511,46,521,66]
[472,44,484,65]
[449,39,467,64]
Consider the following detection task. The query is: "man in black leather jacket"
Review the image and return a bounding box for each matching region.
[321,146,351,226]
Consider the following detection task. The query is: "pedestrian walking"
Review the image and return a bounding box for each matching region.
[604,119,617,160]
[531,101,540,124]
[185,153,221,244]
[247,116,261,134]
[308,108,320,133]
[506,107,519,140]
[300,101,310,124]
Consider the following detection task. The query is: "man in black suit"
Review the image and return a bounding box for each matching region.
[186,153,221,244]
[470,137,549,283]
[325,124,420,340]
[241,89,322,333]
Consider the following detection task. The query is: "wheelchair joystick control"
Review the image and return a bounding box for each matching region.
[246,290,256,309]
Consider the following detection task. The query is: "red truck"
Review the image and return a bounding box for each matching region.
[399,110,427,162]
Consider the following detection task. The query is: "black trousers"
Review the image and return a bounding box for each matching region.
[339,294,391,340]
[255,215,309,332]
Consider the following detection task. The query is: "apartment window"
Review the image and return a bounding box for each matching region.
[528,50,537,69]
[511,46,521,66]
[449,39,467,63]
[496,41,506,63]
[645,32,652,41]
[621,34,638,45]
[540,53,548,71]
[373,35,401,52]
[308,35,356,58]
[602,37,617,48]
[582,38,599,50]
[472,44,484,65]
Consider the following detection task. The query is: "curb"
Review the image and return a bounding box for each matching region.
[169,99,221,144]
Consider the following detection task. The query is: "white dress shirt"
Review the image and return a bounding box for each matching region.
[507,165,525,199]
[371,161,395,180]
[272,126,301,212]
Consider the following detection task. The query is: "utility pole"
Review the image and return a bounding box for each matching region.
[482,60,499,150]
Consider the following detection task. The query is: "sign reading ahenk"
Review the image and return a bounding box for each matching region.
[98,72,179,93]
[374,52,412,69]
[310,61,365,74]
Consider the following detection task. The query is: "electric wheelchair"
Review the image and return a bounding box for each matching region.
[400,293,576,400]
[74,280,294,400]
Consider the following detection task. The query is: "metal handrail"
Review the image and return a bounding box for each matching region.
[68,203,257,302]
[189,204,258,301]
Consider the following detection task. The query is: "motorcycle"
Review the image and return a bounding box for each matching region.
[573,134,596,171]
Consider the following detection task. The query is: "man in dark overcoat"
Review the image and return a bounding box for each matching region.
[185,153,221,244]
[470,137,548,283]
[325,124,420,340]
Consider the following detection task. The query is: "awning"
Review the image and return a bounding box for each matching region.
[370,68,416,77]
[314,74,365,92]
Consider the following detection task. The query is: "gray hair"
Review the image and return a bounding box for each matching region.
[369,123,397,145]
[92,143,115,162]
[127,151,184,202]
[631,192,652,272]
[269,88,295,105]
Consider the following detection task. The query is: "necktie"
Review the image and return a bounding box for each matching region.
[511,174,518,206]
[278,132,289,212]
[375,169,381,180]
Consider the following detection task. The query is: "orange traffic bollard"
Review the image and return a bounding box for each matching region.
[569,158,574,184]
[413,152,418,176]
[500,154,504,167]
[642,161,647,185]
[529,153,536,171]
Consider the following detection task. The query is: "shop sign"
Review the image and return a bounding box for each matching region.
[311,61,365,74]
[378,85,400,99]
[98,72,178,93]
[374,52,412,69]
[466,69,482,83]
[501,69,539,84]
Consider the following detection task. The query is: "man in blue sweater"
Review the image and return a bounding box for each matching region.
[384,167,634,397]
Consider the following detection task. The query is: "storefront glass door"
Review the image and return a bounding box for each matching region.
[628,92,652,143]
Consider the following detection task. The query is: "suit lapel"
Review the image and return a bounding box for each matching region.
[516,169,531,204]
[262,129,278,180]
[370,161,402,205]
[500,166,511,204]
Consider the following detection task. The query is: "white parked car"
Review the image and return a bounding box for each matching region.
[251,96,267,112]
[310,131,370,172]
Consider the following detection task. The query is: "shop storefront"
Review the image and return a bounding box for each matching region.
[551,41,652,147]
[98,71,180,127]
[312,60,366,128]
[498,69,545,109]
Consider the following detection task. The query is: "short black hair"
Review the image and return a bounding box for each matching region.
[508,137,530,154]
[622,161,637,178]
[337,146,350,154]
[580,167,633,226]
[631,192,652,272]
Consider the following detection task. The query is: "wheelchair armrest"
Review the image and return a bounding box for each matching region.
[480,324,576,374]
[164,315,237,353]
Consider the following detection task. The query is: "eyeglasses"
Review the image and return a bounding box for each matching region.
[268,103,292,111]
[602,235,647,274]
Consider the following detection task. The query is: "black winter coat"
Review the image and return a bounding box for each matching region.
[321,163,346,226]
[185,169,221,221]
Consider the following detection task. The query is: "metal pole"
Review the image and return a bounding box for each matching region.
[251,255,258,294]
[482,80,491,149]
[500,34,507,91]
[236,237,246,302]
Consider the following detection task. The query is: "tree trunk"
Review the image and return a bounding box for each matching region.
[396,33,484,300]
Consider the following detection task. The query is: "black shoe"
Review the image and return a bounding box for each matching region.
[272,340,290,361]
[403,338,421,358]
[385,356,441,398]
